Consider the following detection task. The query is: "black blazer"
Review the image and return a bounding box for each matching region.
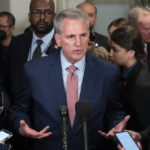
[94,32,109,50]
[8,31,58,101]
[118,61,150,150]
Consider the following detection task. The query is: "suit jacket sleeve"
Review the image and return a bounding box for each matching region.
[9,65,32,134]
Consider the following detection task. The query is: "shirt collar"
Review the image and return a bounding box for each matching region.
[60,50,85,72]
[121,61,137,79]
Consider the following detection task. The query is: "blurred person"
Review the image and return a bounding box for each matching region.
[8,0,57,102]
[87,45,109,61]
[128,7,150,69]
[9,8,129,150]
[109,25,150,150]
[77,2,109,50]
[0,11,15,52]
[0,11,15,127]
[107,18,129,43]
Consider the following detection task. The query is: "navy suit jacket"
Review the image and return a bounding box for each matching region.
[8,31,58,101]
[10,50,124,150]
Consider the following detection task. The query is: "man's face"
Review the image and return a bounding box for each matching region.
[137,14,150,43]
[29,0,55,37]
[55,18,89,64]
[0,16,14,38]
[78,3,97,27]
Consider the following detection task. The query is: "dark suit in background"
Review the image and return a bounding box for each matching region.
[8,31,58,102]
[92,31,109,50]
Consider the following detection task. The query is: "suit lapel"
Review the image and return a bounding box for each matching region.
[74,54,98,129]
[80,54,98,100]
[23,32,33,62]
[47,51,66,106]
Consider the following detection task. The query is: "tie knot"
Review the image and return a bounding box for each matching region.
[68,65,76,73]
[37,39,43,46]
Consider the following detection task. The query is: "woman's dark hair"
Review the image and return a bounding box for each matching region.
[108,18,129,31]
[111,25,145,62]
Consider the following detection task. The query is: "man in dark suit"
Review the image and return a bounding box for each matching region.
[77,2,109,50]
[9,8,129,150]
[128,7,150,70]
[8,0,58,102]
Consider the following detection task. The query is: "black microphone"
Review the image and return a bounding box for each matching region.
[0,30,6,41]
[59,105,68,150]
[75,100,91,150]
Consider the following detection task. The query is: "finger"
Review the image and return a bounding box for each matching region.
[117,144,125,150]
[40,126,50,134]
[116,115,130,131]
[122,115,130,126]
[137,142,143,150]
[20,120,26,127]
[36,131,52,139]
[98,130,108,138]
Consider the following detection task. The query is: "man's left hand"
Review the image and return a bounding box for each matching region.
[98,115,130,138]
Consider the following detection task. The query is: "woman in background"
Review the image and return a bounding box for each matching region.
[109,25,150,150]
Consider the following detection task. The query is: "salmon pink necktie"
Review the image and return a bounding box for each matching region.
[66,65,78,127]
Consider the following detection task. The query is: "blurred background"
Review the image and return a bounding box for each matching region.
[0,0,148,36]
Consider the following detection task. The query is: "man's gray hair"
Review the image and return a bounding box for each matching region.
[54,8,90,34]
[128,6,150,26]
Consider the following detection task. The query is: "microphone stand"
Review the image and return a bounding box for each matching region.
[83,121,89,150]
[75,100,91,150]
[59,106,68,150]
[62,115,68,150]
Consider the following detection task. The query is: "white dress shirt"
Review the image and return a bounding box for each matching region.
[60,50,85,99]
[27,28,54,61]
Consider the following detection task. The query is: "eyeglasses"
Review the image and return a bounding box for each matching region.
[0,24,11,29]
[30,10,54,17]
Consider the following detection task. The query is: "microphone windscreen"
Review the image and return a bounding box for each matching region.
[0,30,6,41]
[59,105,68,116]
[75,100,91,122]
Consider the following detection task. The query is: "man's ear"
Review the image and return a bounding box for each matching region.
[55,33,61,47]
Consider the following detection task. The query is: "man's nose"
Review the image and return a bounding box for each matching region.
[40,12,46,19]
[74,37,81,46]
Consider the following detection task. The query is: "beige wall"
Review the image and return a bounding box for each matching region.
[0,0,131,36]
[0,0,84,35]
[10,0,31,35]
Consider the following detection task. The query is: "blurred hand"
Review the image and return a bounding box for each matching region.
[19,120,52,139]
[127,130,142,142]
[98,115,130,138]
[0,106,3,113]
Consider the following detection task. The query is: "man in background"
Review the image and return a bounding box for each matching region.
[128,7,150,69]
[8,0,57,102]
[77,2,109,50]
[0,11,15,125]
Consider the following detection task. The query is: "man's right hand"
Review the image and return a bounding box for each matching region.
[19,120,52,139]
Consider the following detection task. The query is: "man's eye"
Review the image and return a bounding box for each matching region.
[68,35,74,39]
[81,33,87,37]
